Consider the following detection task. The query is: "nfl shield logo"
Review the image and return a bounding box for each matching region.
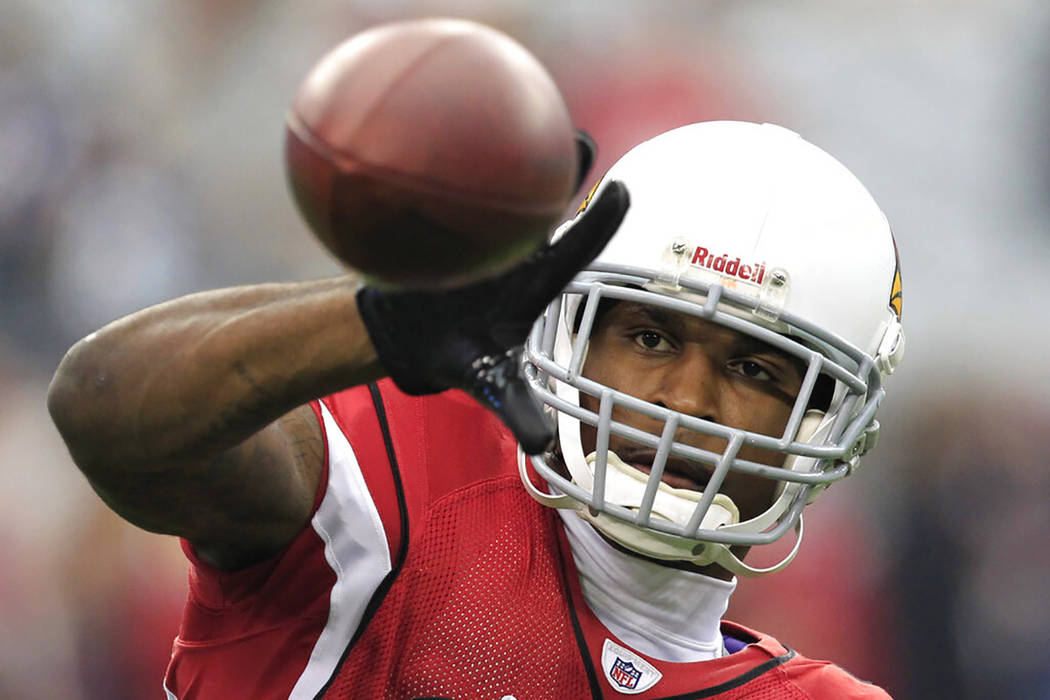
[601,639,662,695]
[609,657,642,690]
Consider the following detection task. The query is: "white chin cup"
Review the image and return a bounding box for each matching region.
[575,451,741,567]
[583,450,740,530]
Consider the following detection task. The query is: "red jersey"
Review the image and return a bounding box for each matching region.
[164,380,890,699]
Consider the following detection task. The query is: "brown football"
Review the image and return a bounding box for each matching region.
[284,18,579,289]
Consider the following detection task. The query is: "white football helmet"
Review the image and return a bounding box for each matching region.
[520,121,904,577]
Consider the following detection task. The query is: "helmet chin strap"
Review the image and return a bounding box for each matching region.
[517,441,807,577]
[581,451,739,531]
[588,507,805,577]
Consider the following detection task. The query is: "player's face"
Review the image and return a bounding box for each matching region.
[579,302,805,521]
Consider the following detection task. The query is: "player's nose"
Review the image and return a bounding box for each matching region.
[648,347,722,423]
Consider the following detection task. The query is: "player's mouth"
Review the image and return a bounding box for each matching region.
[614,447,712,492]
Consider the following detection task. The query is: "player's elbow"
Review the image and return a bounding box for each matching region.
[47,335,114,467]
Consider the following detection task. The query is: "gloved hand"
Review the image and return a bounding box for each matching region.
[357,174,629,454]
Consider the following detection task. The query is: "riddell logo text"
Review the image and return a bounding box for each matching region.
[690,247,766,285]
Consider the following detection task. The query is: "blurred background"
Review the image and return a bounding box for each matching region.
[2,1,1049,698]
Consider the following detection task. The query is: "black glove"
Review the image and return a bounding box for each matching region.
[574,130,596,192]
[357,179,629,454]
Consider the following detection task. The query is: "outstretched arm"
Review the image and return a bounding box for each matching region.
[48,181,629,572]
[47,277,382,569]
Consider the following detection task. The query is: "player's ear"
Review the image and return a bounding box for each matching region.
[574,129,597,193]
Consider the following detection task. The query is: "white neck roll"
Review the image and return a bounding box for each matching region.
[558,509,737,663]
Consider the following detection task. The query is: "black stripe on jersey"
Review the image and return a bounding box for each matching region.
[314,382,410,700]
[659,648,797,699]
[367,382,410,570]
[559,534,607,700]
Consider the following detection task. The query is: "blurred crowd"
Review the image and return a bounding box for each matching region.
[2,1,1049,698]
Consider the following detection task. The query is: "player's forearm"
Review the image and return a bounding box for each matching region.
[47,276,382,473]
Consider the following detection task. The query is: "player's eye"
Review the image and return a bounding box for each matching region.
[727,359,773,381]
[632,330,674,352]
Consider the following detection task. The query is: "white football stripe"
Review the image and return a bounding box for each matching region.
[288,402,393,699]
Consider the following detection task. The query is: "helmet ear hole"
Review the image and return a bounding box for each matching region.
[807,375,835,412]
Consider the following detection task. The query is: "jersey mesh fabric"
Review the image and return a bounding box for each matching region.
[711,669,807,699]
[708,669,809,700]
[323,475,592,700]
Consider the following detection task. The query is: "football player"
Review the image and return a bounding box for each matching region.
[48,121,903,699]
